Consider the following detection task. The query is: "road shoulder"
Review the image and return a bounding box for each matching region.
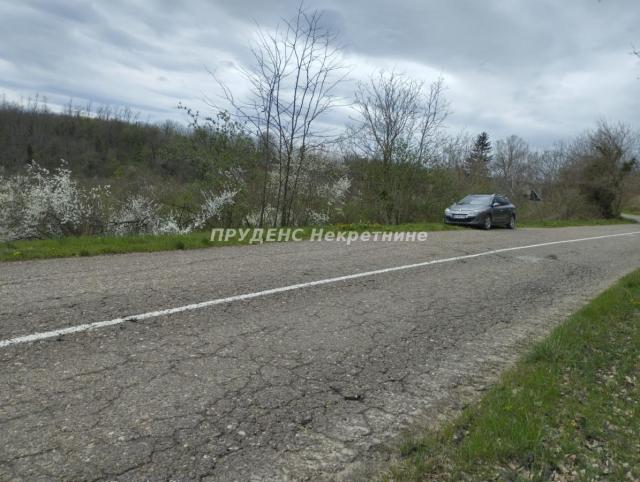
[382,269,640,481]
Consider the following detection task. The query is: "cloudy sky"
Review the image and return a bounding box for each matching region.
[1,0,638,146]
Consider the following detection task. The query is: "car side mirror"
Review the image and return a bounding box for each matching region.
[492,202,499,207]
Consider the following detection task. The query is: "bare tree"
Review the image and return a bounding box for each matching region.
[348,70,449,222]
[493,135,529,194]
[435,132,472,174]
[215,4,347,226]
[352,71,421,168]
[416,77,449,164]
[351,71,448,168]
[525,142,570,186]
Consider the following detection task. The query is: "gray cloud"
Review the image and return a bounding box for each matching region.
[0,0,638,147]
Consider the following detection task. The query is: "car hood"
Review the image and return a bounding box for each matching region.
[447,204,487,212]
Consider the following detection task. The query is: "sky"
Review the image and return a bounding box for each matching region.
[0,0,638,147]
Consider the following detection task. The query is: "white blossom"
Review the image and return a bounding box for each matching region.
[0,162,237,240]
[0,161,110,241]
[191,190,237,230]
[111,195,161,235]
[305,209,330,226]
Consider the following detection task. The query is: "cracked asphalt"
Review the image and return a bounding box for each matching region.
[1,223,640,481]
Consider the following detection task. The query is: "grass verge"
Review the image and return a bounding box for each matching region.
[385,269,640,481]
[0,222,457,262]
[518,217,636,228]
[623,208,640,216]
[0,217,634,262]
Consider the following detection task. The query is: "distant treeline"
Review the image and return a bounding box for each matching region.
[0,96,216,182]
[0,93,639,243]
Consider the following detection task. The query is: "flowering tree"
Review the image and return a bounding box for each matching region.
[0,161,237,241]
[0,161,110,240]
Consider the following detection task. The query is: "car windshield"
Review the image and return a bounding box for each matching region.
[456,195,492,206]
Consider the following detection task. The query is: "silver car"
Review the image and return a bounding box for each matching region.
[444,194,516,230]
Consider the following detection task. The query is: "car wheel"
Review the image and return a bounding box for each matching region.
[483,215,492,230]
[507,214,516,229]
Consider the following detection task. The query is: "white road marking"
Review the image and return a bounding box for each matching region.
[2,230,639,349]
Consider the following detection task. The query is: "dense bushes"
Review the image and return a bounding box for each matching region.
[0,161,236,241]
[0,162,110,240]
[0,98,638,241]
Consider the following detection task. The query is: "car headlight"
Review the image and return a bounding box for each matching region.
[444,208,451,214]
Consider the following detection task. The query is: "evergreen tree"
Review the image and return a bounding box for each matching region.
[465,131,492,178]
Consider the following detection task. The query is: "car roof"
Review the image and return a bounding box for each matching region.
[465,194,509,200]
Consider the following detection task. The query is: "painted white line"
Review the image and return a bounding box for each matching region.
[2,230,639,349]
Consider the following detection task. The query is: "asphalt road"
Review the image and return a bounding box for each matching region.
[1,223,640,481]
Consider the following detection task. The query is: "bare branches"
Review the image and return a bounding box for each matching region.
[348,70,449,223]
[351,70,449,167]
[417,77,449,163]
[214,3,347,226]
[493,135,530,194]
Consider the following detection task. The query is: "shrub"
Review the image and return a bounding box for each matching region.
[0,161,111,241]
[0,162,237,240]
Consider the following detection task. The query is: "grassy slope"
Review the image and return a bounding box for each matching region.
[0,218,634,262]
[385,269,640,481]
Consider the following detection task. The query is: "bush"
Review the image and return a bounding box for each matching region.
[0,161,236,241]
[0,161,111,240]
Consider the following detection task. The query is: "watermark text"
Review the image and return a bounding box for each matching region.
[210,228,429,245]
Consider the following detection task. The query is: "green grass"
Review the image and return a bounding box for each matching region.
[0,217,634,262]
[0,223,458,262]
[518,217,635,228]
[385,269,640,481]
[0,231,221,262]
